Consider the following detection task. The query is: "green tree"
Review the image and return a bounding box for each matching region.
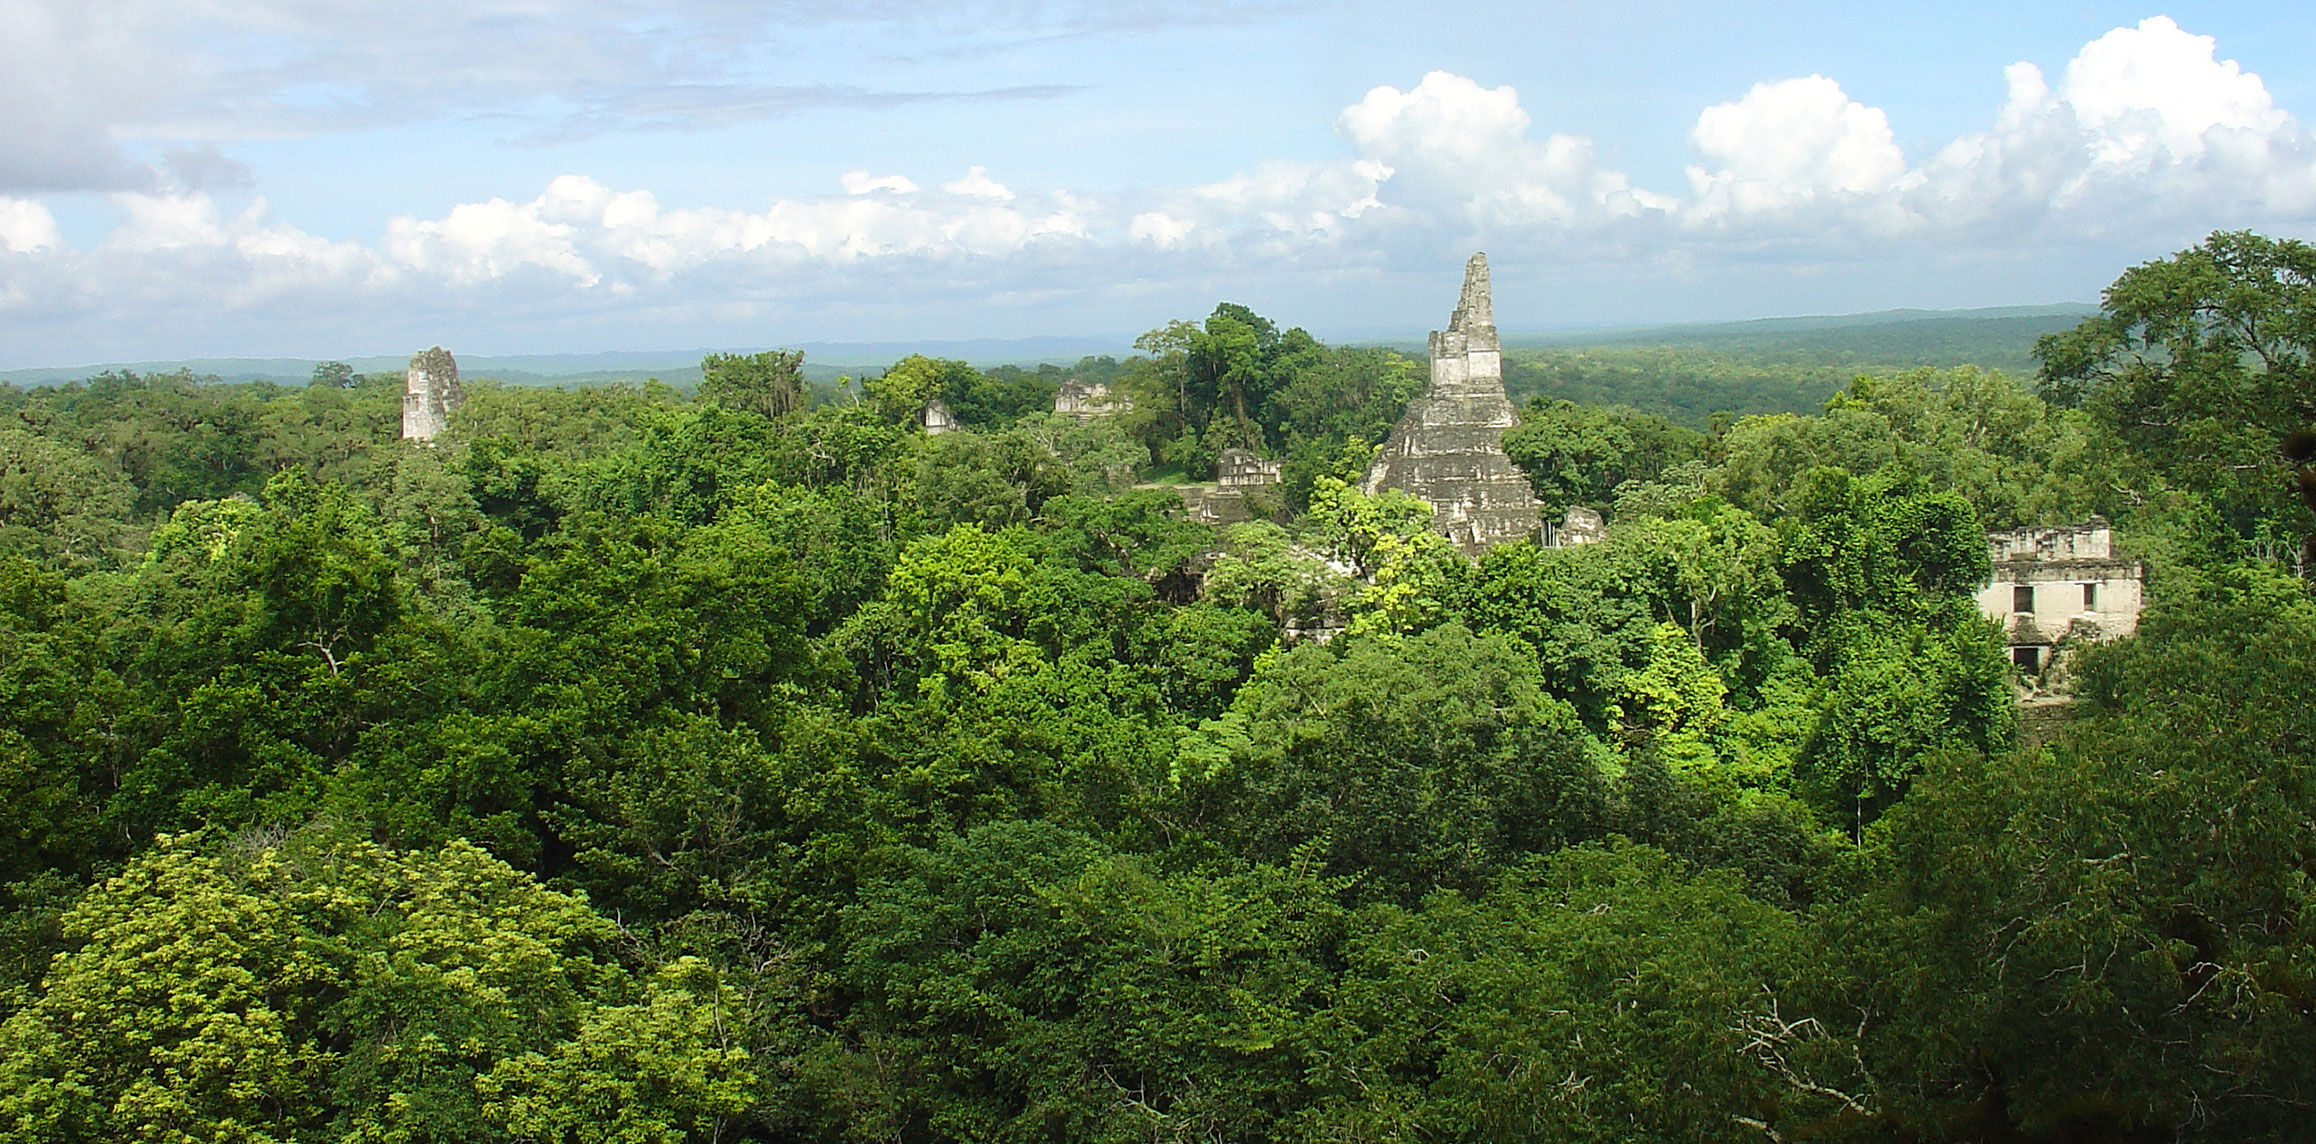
[0,830,762,1142]
[699,349,807,421]
[1175,624,1611,899]
[2037,230,2316,563]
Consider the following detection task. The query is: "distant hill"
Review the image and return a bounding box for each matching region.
[1509,303,2098,376]
[0,336,1138,390]
[1489,305,2101,427]
[1,307,2092,404]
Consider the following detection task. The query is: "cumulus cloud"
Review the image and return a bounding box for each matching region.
[1336,71,1674,233]
[0,199,64,253]
[1686,76,1909,218]
[943,167,1016,201]
[7,14,2316,359]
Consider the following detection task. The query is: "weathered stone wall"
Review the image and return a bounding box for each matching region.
[1976,517,2144,675]
[1362,252,1541,555]
[1216,447,1282,489]
[923,398,957,435]
[1543,506,1606,547]
[1053,380,1129,419]
[401,346,463,442]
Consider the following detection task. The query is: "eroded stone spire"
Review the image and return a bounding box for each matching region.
[1451,251,1493,332]
[1361,252,1540,555]
[401,347,464,442]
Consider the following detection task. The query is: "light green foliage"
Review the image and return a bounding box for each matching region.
[480,959,758,1144]
[1613,623,1730,775]
[1198,519,1351,629]
[1300,475,1435,578]
[0,831,759,1143]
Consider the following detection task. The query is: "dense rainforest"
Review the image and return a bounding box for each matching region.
[0,232,2312,1143]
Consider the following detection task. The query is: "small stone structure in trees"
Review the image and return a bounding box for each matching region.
[1975,517,2144,682]
[922,398,958,435]
[1216,448,1282,489]
[401,347,464,442]
[1053,379,1129,419]
[1362,252,1542,555]
[1543,506,1606,547]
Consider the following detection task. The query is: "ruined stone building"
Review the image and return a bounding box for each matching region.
[1542,506,1606,548]
[1975,518,2144,674]
[922,398,958,435]
[401,347,464,442]
[1216,448,1282,489]
[1363,253,1542,555]
[1164,448,1282,526]
[1053,379,1129,419]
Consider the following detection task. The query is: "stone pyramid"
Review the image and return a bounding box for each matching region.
[1362,252,1541,555]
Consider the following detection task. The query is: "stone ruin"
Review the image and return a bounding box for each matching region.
[1167,448,1283,526]
[1543,506,1606,547]
[1216,447,1282,489]
[401,347,464,442]
[1362,252,1542,555]
[1053,379,1130,419]
[1975,517,2144,690]
[922,397,958,435]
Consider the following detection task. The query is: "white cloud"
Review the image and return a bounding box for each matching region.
[1333,71,1673,234]
[1129,211,1195,247]
[842,170,921,195]
[1338,71,1530,170]
[2061,16,2287,163]
[8,15,2316,360]
[943,166,1015,201]
[0,199,64,253]
[1685,76,1910,222]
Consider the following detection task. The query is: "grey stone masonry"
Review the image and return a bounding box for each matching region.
[401,347,464,442]
[1216,447,1282,489]
[1053,379,1130,419]
[1974,517,2144,682]
[1362,252,1542,555]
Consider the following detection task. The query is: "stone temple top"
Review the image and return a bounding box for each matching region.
[401,347,464,442]
[1362,253,1541,554]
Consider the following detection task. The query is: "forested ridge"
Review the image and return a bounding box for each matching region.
[0,233,2313,1142]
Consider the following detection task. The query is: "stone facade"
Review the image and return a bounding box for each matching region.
[1172,485,1257,526]
[1362,252,1542,555]
[1216,448,1282,489]
[1542,506,1606,548]
[1053,379,1129,419]
[1975,517,2144,676]
[923,397,958,435]
[401,347,464,442]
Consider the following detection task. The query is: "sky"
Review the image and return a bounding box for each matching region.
[3,1,2315,367]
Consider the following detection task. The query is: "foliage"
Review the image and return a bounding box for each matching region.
[0,241,2307,1141]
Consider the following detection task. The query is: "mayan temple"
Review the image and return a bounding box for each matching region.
[401,346,464,442]
[1362,253,1541,554]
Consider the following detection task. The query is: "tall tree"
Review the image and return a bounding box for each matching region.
[2036,230,2316,563]
[700,349,808,421]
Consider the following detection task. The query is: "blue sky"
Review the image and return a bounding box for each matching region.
[3,1,2314,366]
